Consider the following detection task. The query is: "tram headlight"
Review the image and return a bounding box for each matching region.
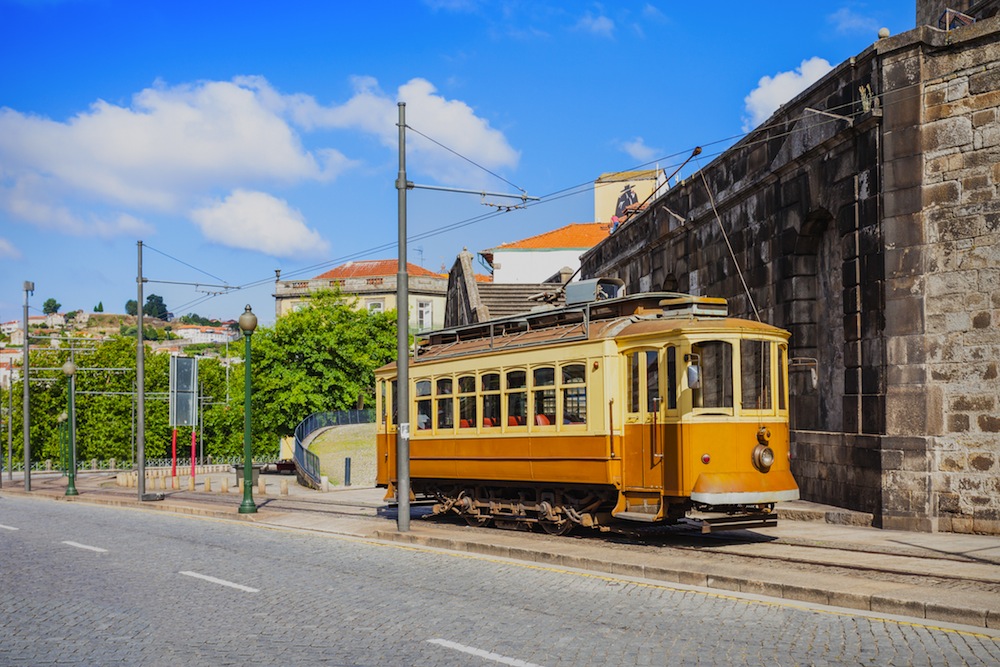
[752,444,774,472]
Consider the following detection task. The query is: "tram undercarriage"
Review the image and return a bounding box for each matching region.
[421,482,617,535]
[417,481,778,535]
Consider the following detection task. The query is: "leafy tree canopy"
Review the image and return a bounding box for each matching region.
[179,313,223,326]
[42,298,61,315]
[125,299,138,316]
[252,289,397,439]
[94,302,104,313]
[143,294,169,320]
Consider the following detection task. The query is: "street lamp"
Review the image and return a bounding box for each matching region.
[62,360,78,496]
[238,305,257,514]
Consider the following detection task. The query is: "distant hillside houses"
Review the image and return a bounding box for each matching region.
[1,315,52,335]
[173,324,239,344]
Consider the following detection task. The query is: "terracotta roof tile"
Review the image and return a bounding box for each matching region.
[485,222,612,252]
[315,260,440,280]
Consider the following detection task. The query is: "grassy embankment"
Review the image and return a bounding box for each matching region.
[307,423,378,487]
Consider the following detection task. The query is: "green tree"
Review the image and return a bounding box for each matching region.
[42,298,61,314]
[252,290,397,442]
[94,302,104,313]
[125,299,138,316]
[143,294,168,320]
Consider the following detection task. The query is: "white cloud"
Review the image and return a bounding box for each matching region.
[742,57,834,131]
[0,81,346,213]
[621,137,659,162]
[190,189,330,259]
[270,75,519,187]
[827,7,880,35]
[0,74,516,250]
[0,237,20,259]
[575,12,614,37]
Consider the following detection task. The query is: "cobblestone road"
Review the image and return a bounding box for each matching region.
[1,496,998,666]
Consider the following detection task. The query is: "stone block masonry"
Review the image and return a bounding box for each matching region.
[579,14,1000,533]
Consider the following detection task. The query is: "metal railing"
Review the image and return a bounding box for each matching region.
[293,409,374,488]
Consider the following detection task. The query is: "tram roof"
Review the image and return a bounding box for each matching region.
[380,292,788,367]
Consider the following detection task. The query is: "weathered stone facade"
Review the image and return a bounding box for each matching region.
[579,14,1000,532]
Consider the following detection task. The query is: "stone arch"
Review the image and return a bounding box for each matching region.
[661,274,679,292]
[785,209,844,432]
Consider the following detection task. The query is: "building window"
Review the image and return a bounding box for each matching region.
[367,300,384,314]
[417,300,433,330]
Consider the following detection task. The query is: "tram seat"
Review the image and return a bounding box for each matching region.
[483,417,495,427]
[508,416,526,426]
[535,414,551,426]
[460,419,470,428]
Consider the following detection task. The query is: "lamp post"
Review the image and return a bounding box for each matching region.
[57,411,67,479]
[62,360,78,496]
[238,305,257,514]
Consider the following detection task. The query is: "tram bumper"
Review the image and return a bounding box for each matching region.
[690,470,799,506]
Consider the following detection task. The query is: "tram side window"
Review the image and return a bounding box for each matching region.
[532,367,556,426]
[379,380,387,425]
[391,380,398,424]
[506,370,527,426]
[691,341,733,409]
[415,380,432,429]
[666,347,677,410]
[458,375,476,429]
[482,372,500,428]
[741,340,772,410]
[561,363,587,424]
[436,378,454,429]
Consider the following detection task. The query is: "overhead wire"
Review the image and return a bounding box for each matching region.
[171,78,914,313]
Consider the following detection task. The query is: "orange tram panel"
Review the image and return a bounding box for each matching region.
[375,281,799,534]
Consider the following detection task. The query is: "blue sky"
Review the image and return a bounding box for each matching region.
[0,0,916,326]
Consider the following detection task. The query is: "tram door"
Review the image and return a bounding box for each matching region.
[622,350,663,490]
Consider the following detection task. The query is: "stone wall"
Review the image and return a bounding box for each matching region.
[579,17,1000,532]
[880,19,1000,532]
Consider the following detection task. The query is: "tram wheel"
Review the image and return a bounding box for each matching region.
[538,520,574,536]
[463,514,491,528]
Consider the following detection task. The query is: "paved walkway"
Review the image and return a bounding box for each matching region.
[3,469,999,634]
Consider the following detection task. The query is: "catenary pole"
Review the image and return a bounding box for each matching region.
[137,241,146,499]
[395,102,410,532]
[22,281,32,491]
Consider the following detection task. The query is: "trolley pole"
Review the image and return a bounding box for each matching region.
[395,102,411,532]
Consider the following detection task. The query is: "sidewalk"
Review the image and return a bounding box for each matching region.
[3,470,999,633]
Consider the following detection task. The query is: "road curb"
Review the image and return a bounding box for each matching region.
[371,528,998,630]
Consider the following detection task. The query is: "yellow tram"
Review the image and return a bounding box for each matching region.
[375,278,799,534]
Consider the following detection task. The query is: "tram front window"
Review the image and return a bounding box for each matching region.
[691,341,733,410]
[741,340,772,410]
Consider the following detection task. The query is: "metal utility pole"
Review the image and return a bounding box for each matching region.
[136,241,147,499]
[395,102,411,532]
[23,280,33,491]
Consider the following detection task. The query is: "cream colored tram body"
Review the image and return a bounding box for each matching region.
[376,280,799,534]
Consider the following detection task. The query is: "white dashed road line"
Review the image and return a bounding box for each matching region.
[62,541,108,553]
[179,570,259,593]
[0,524,19,531]
[427,638,546,667]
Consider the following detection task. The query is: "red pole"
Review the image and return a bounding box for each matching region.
[171,428,177,477]
[190,429,196,479]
